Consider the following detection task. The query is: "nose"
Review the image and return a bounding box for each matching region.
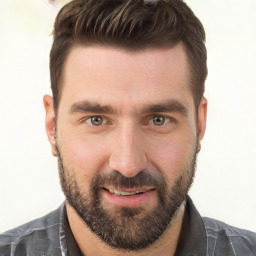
[109,122,148,177]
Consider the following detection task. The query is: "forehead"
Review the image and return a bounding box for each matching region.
[59,44,193,112]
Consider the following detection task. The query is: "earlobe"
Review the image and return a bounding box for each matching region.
[43,95,57,156]
[197,97,207,152]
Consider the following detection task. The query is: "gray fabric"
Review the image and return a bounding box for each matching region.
[0,198,255,256]
[203,217,256,256]
[0,203,82,256]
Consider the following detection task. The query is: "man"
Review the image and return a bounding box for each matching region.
[0,0,255,255]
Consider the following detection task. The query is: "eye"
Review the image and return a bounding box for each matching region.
[151,115,171,126]
[86,116,105,126]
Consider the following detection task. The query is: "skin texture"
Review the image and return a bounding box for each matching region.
[44,43,207,255]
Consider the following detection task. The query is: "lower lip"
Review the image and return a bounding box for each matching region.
[102,189,155,208]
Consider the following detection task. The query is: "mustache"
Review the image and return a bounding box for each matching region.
[91,170,166,189]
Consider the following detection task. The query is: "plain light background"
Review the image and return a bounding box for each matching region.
[0,0,255,233]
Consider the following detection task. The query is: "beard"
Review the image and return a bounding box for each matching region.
[56,143,197,250]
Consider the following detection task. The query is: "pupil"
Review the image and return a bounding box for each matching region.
[92,116,102,125]
[153,116,164,126]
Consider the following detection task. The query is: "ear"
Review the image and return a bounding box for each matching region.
[43,95,57,156]
[196,97,207,152]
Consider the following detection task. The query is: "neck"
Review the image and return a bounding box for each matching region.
[66,201,185,256]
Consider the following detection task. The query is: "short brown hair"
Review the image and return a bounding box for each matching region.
[50,0,207,111]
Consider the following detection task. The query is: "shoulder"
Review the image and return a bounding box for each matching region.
[203,217,256,255]
[0,205,64,256]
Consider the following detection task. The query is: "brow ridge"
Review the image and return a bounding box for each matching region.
[70,100,116,114]
[69,99,188,116]
[141,99,188,116]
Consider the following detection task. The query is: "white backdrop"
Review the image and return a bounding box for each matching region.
[0,0,255,233]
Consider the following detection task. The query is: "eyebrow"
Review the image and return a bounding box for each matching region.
[70,100,116,114]
[141,99,188,116]
[69,99,188,116]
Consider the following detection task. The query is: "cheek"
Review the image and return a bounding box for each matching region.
[148,134,196,180]
[58,133,110,179]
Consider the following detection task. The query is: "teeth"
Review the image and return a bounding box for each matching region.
[114,190,137,196]
[108,188,144,196]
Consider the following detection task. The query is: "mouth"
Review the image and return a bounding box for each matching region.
[103,186,155,195]
[101,186,156,207]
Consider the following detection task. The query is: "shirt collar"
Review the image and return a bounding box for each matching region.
[59,202,84,256]
[174,196,207,256]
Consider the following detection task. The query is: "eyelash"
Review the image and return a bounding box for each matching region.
[148,115,172,126]
[84,115,109,126]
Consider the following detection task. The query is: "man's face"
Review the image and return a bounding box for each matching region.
[44,43,207,250]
